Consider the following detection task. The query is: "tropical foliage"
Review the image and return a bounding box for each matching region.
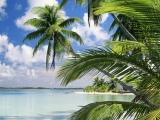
[23,0,83,69]
[83,77,110,92]
[56,0,160,119]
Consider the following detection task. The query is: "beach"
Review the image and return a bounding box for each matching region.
[73,92,134,95]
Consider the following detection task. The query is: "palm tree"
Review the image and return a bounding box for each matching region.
[56,0,160,119]
[23,0,83,69]
[93,0,160,41]
[92,77,105,87]
[75,0,138,41]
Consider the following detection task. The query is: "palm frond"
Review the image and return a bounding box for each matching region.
[57,47,157,86]
[46,24,62,36]
[104,41,147,54]
[110,27,124,41]
[23,28,46,42]
[32,6,50,17]
[58,0,69,10]
[24,18,48,29]
[74,0,87,6]
[59,17,82,28]
[61,29,83,44]
[56,32,72,53]
[32,35,48,56]
[137,108,160,120]
[93,0,160,41]
[69,101,156,120]
[133,84,160,106]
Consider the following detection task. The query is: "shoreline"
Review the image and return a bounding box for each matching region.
[73,92,134,95]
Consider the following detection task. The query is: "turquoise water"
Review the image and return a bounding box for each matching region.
[0,89,134,120]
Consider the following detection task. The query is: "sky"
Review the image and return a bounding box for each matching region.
[0,0,113,88]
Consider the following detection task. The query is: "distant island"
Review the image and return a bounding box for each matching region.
[0,87,83,90]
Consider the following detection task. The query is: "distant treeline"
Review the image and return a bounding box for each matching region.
[0,87,83,90]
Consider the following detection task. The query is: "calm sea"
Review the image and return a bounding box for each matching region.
[0,89,134,120]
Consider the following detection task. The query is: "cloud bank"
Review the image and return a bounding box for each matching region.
[0,34,92,87]
[0,34,47,66]
[72,13,111,46]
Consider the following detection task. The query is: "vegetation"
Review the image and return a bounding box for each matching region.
[23,0,83,69]
[83,77,110,92]
[56,0,160,119]
[83,77,119,92]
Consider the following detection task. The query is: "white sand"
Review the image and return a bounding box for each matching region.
[73,92,134,95]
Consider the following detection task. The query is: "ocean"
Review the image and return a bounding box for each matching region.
[0,89,134,120]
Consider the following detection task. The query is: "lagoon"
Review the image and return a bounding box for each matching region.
[0,89,134,120]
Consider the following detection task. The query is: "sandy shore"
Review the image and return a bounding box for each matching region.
[73,92,134,95]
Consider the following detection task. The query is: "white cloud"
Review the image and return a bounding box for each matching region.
[15,4,22,10]
[0,61,15,77]
[15,0,59,31]
[72,13,111,46]
[100,13,109,24]
[0,0,7,20]
[5,44,47,66]
[0,34,57,87]
[0,34,8,53]
[0,61,92,88]
[0,34,46,66]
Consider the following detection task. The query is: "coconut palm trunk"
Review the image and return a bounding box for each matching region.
[110,13,137,41]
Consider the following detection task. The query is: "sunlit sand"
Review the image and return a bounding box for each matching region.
[73,92,134,95]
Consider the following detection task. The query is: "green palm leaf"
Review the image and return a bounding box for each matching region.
[32,35,48,56]
[61,30,84,44]
[69,101,156,120]
[104,41,147,54]
[32,6,54,16]
[93,0,160,40]
[57,46,157,86]
[58,0,69,10]
[24,18,48,28]
[74,0,88,6]
[137,108,160,120]
[60,18,83,28]
[23,28,46,42]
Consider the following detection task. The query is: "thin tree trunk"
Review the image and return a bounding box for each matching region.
[110,13,138,41]
[51,35,56,69]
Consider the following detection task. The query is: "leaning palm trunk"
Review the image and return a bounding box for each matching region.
[110,13,137,41]
[95,66,155,107]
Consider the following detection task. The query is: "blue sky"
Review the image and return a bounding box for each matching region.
[0,0,113,88]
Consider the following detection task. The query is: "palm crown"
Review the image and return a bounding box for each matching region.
[23,0,83,69]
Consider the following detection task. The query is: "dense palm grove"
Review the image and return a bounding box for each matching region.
[24,0,160,120]
[83,77,118,92]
